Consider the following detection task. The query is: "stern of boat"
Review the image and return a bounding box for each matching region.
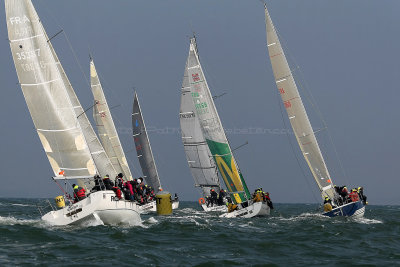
[322,200,365,218]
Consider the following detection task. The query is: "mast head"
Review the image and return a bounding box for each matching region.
[189,35,198,54]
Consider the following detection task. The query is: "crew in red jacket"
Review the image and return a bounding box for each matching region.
[72,184,86,202]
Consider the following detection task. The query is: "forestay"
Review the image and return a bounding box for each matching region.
[180,62,221,197]
[5,0,116,182]
[90,59,132,180]
[132,93,162,192]
[264,4,335,200]
[185,37,251,204]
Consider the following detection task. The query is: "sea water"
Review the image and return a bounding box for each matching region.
[0,199,398,266]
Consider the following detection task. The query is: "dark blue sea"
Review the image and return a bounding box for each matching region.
[0,199,398,266]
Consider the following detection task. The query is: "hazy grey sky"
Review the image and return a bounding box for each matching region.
[0,0,399,205]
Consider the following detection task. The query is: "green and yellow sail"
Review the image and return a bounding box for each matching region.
[185,37,251,203]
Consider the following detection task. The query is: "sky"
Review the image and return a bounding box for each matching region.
[0,0,399,205]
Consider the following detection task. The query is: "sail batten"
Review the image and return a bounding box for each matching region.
[180,62,221,198]
[132,93,162,192]
[5,0,112,183]
[6,0,120,187]
[184,37,251,203]
[264,4,335,200]
[90,59,132,181]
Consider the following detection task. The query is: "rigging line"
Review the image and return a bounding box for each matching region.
[232,141,249,152]
[213,92,227,100]
[62,31,90,88]
[35,0,102,179]
[276,29,350,186]
[37,0,91,89]
[77,101,98,118]
[274,82,320,203]
[293,68,350,186]
[47,29,63,42]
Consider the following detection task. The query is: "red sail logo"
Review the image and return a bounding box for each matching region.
[192,73,200,82]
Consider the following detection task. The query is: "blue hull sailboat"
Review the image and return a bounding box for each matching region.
[264,3,366,218]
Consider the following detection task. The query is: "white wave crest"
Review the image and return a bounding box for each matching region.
[353,217,383,224]
[0,215,39,226]
[277,212,326,222]
[147,217,159,224]
[10,203,35,207]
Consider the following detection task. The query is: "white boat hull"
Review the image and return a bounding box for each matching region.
[220,201,270,218]
[138,200,180,213]
[201,204,227,212]
[42,191,141,226]
[172,200,179,209]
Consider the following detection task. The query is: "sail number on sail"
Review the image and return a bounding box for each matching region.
[9,15,46,73]
[191,85,209,114]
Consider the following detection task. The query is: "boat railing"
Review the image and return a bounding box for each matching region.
[36,199,56,217]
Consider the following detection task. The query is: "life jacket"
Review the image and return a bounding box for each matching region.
[228,203,238,212]
[349,192,359,202]
[324,203,333,212]
[113,187,122,199]
[263,193,271,201]
[126,183,134,195]
[76,187,86,198]
[253,192,262,202]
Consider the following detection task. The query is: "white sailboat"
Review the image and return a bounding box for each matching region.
[5,0,141,225]
[180,60,226,212]
[132,93,179,212]
[264,3,365,218]
[184,37,271,218]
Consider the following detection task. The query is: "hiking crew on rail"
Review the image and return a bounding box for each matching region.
[72,173,169,205]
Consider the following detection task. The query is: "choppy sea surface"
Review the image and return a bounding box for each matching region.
[0,199,398,266]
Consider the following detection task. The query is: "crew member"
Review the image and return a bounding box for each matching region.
[323,196,333,212]
[252,189,262,202]
[358,187,368,205]
[91,175,102,192]
[72,184,86,202]
[115,173,124,189]
[103,175,114,190]
[264,192,274,209]
[349,189,359,202]
[210,189,218,206]
[217,189,226,205]
[324,196,332,205]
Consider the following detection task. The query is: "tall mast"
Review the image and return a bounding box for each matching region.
[186,37,251,204]
[264,4,335,200]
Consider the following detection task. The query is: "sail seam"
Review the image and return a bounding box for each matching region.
[21,78,59,86]
[10,34,43,42]
[37,126,77,132]
[188,65,200,69]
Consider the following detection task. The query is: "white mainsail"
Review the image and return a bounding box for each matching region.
[90,59,133,181]
[93,103,122,174]
[5,0,116,181]
[180,63,221,197]
[185,37,251,204]
[264,4,335,200]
